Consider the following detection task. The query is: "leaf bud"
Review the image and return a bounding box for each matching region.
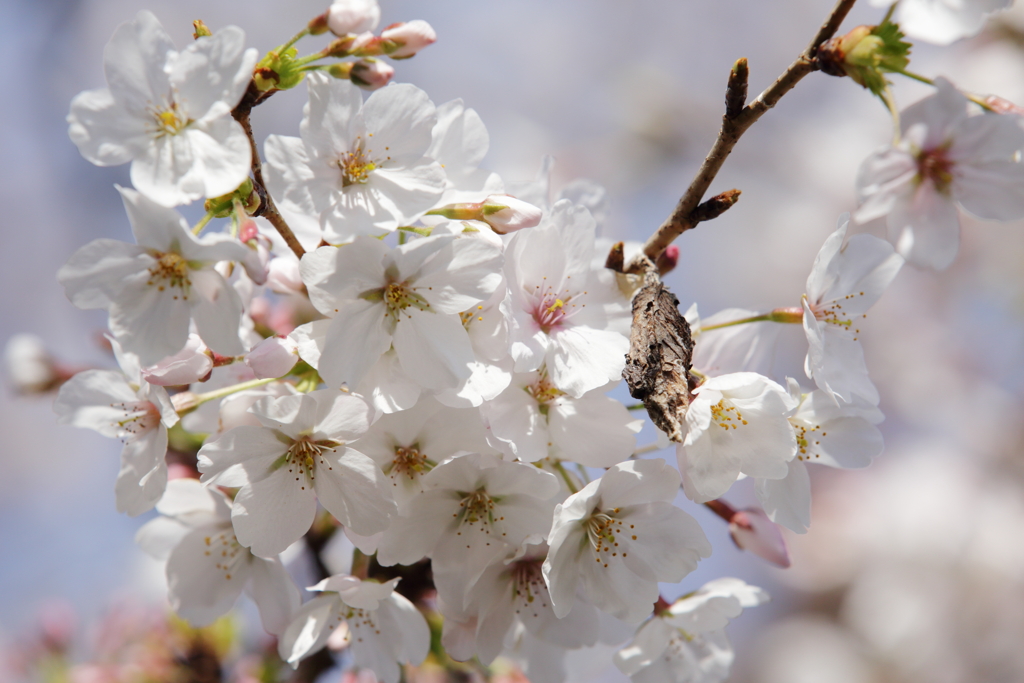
[817,21,911,96]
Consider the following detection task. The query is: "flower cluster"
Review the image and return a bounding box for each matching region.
[39,0,1024,681]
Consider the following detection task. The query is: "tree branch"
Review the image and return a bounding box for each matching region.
[232,82,307,260]
[633,0,858,266]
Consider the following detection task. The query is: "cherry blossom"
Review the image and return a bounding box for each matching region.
[294,230,503,392]
[613,578,768,683]
[135,479,301,635]
[803,218,903,404]
[197,389,395,556]
[869,0,1014,45]
[278,575,429,683]
[58,188,255,365]
[67,11,257,207]
[327,0,381,36]
[544,459,711,625]
[506,199,630,397]
[54,340,178,515]
[676,372,797,503]
[855,79,1024,269]
[264,74,445,243]
[427,99,504,204]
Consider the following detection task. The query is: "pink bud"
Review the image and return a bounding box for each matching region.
[350,59,394,90]
[983,94,1024,116]
[480,194,543,234]
[238,218,259,243]
[142,335,213,386]
[245,336,299,379]
[380,20,437,58]
[327,0,381,36]
[4,333,59,393]
[730,508,791,568]
[656,244,680,276]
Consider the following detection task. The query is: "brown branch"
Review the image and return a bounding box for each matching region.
[634,0,858,266]
[232,82,307,260]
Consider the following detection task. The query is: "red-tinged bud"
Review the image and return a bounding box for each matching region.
[323,34,359,58]
[984,94,1024,116]
[349,58,394,90]
[245,336,299,379]
[729,508,791,568]
[238,218,259,244]
[308,12,330,36]
[379,20,436,59]
[427,202,483,221]
[327,0,381,36]
[656,244,680,275]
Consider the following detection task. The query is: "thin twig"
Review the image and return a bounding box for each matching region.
[232,82,307,259]
[634,0,858,266]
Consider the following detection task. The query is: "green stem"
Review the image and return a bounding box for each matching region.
[552,461,579,494]
[880,84,902,145]
[191,211,215,235]
[397,225,433,237]
[892,68,998,112]
[281,27,310,53]
[626,402,646,411]
[574,462,591,484]
[698,306,803,332]
[192,377,276,407]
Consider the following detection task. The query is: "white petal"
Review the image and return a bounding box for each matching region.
[278,594,343,666]
[248,556,303,636]
[232,472,318,557]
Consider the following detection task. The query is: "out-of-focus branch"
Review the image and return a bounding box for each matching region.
[232,82,307,260]
[629,0,859,269]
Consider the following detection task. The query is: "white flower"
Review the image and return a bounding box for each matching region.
[376,452,560,609]
[197,389,396,557]
[855,78,1024,269]
[352,397,493,512]
[482,368,641,466]
[442,540,601,667]
[676,372,797,503]
[870,0,1013,45]
[58,188,254,365]
[295,231,503,391]
[265,74,445,243]
[754,379,884,533]
[613,578,768,683]
[803,218,903,404]
[135,479,301,635]
[506,199,630,398]
[54,340,178,515]
[327,0,381,35]
[543,459,711,625]
[427,100,504,204]
[244,336,299,379]
[278,575,429,683]
[67,11,256,207]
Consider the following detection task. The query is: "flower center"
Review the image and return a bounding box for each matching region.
[916,146,955,194]
[147,251,192,299]
[362,281,433,325]
[459,304,486,330]
[509,558,548,610]
[528,280,588,334]
[338,143,377,187]
[585,508,631,567]
[390,444,433,479]
[111,400,161,441]
[710,399,749,431]
[792,421,826,462]
[150,101,192,137]
[806,292,865,338]
[203,528,248,581]
[456,489,497,528]
[525,372,565,416]
[276,436,341,491]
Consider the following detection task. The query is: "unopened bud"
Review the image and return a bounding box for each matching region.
[323,34,359,58]
[245,336,299,379]
[327,0,381,36]
[817,21,911,96]
[479,195,542,234]
[4,333,60,394]
[729,508,791,568]
[142,335,213,387]
[308,12,331,36]
[983,94,1024,116]
[192,20,212,39]
[656,244,680,276]
[349,58,394,90]
[379,20,437,59]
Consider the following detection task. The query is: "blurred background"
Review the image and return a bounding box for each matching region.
[3,0,1024,681]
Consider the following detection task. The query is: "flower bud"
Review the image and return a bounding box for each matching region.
[379,20,437,59]
[142,334,213,386]
[349,58,394,90]
[328,0,381,36]
[817,21,911,96]
[192,20,212,39]
[245,336,299,379]
[308,12,331,36]
[4,333,60,393]
[729,508,791,568]
[656,244,679,276]
[479,194,542,234]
